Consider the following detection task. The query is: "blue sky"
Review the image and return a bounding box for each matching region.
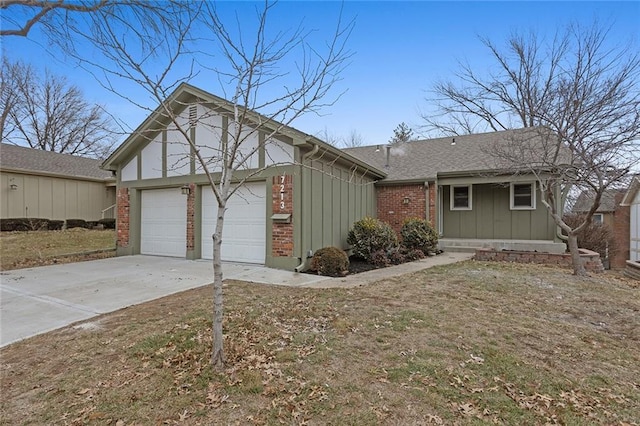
[3,1,639,147]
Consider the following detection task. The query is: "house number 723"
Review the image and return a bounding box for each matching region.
[280,175,286,210]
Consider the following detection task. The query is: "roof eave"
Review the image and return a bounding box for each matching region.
[0,166,114,183]
[620,176,640,206]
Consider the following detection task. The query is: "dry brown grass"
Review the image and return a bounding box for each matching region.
[1,261,639,425]
[0,229,116,270]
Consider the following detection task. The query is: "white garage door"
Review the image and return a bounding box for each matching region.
[202,182,266,263]
[141,188,187,257]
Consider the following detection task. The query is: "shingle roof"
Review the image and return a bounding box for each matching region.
[0,143,113,181]
[573,189,626,213]
[344,127,564,182]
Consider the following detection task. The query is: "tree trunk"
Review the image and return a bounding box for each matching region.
[211,206,226,370]
[567,232,587,276]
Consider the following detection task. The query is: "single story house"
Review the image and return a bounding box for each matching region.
[0,143,116,221]
[345,129,567,254]
[101,83,385,271]
[105,84,568,270]
[572,189,627,227]
[572,188,630,269]
[620,176,640,265]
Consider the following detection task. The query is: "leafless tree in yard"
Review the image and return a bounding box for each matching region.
[1,58,116,158]
[86,1,353,368]
[422,23,640,275]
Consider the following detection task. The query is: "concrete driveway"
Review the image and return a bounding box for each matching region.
[0,255,331,347]
[0,252,473,347]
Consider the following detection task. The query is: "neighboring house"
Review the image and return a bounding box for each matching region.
[572,188,630,269]
[572,189,627,228]
[0,143,116,221]
[620,176,640,265]
[345,129,567,254]
[101,83,384,271]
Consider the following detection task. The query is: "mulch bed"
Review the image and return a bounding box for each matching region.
[347,256,378,274]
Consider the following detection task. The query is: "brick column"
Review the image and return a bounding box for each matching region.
[272,175,293,257]
[186,183,196,252]
[116,187,130,248]
[428,184,437,228]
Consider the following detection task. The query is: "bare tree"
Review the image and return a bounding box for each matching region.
[88,1,352,368]
[423,23,640,275]
[388,122,414,145]
[315,126,343,147]
[343,129,365,148]
[316,127,364,148]
[2,59,116,158]
[0,58,31,141]
[1,0,183,45]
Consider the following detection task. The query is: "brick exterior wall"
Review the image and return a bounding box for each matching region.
[611,197,631,269]
[272,174,293,257]
[474,248,605,273]
[116,187,130,248]
[186,183,195,251]
[428,183,437,229]
[377,183,435,236]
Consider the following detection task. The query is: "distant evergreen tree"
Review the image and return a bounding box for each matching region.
[388,122,414,144]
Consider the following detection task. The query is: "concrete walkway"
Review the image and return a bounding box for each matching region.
[0,252,472,347]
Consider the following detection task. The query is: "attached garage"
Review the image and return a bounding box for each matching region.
[140,188,187,257]
[201,182,266,264]
[103,83,384,270]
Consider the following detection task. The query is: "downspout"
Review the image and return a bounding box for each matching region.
[424,181,430,223]
[295,142,320,272]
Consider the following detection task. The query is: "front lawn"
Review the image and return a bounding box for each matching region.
[0,228,116,270]
[1,261,638,424]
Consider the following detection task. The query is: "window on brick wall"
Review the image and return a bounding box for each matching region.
[450,185,472,210]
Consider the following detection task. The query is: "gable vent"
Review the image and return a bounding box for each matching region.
[189,104,197,127]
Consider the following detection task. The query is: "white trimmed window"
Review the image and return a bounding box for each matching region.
[510,182,536,210]
[592,213,604,224]
[450,185,472,210]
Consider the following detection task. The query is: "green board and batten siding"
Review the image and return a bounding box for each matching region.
[442,184,556,240]
[1,171,115,221]
[270,152,377,270]
[304,158,374,247]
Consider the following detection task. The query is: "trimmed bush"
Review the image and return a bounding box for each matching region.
[98,218,116,229]
[404,248,426,262]
[400,217,438,255]
[0,218,49,232]
[66,219,89,229]
[309,246,350,277]
[47,220,64,231]
[347,217,399,262]
[388,247,406,265]
[370,249,390,268]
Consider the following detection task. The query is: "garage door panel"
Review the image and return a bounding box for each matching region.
[141,189,187,257]
[202,183,266,263]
